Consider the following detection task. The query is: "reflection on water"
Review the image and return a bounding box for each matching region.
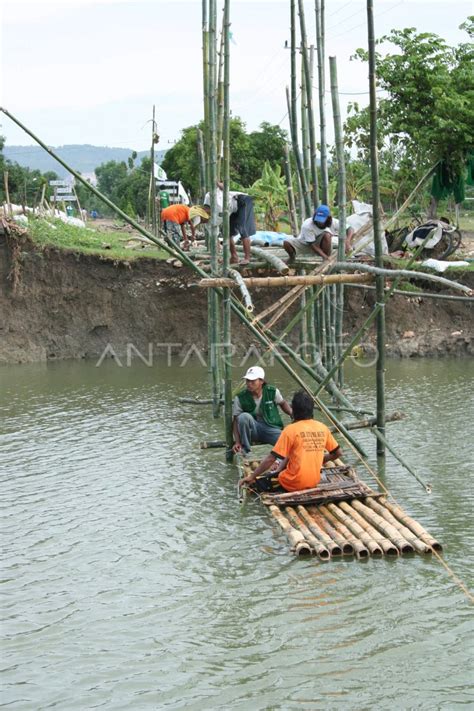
[1,357,473,709]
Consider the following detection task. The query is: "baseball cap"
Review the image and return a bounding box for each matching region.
[244,366,265,380]
[313,204,331,222]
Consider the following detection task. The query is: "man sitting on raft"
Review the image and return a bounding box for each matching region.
[239,390,342,492]
[232,366,292,456]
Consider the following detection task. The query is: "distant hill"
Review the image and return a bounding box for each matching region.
[3,144,167,178]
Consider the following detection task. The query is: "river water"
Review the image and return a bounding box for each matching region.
[1,357,473,710]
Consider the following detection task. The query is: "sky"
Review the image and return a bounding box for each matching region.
[1,0,472,156]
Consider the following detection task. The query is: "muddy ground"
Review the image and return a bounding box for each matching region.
[0,231,472,364]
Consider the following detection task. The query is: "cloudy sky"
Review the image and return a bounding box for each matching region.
[1,0,471,154]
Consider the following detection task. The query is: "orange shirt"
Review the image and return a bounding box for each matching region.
[273,419,339,492]
[161,204,190,224]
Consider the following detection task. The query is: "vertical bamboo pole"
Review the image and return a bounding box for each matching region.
[150,105,158,236]
[367,0,386,473]
[307,285,318,367]
[209,0,221,417]
[315,0,328,204]
[202,0,211,192]
[329,56,346,388]
[301,50,310,192]
[298,0,319,207]
[222,0,233,459]
[299,271,308,360]
[286,86,311,217]
[4,171,12,217]
[197,128,206,203]
[283,143,298,235]
[216,10,225,181]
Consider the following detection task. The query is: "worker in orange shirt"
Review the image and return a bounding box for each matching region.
[161,204,209,251]
[239,390,342,493]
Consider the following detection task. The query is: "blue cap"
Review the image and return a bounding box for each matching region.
[313,204,331,222]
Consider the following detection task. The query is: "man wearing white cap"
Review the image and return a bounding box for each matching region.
[232,366,292,455]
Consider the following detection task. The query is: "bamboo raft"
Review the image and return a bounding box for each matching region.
[242,460,442,559]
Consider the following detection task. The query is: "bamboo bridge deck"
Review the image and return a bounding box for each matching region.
[241,460,442,560]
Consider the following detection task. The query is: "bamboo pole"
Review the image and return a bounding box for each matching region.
[286,86,311,216]
[326,502,383,556]
[329,55,346,387]
[307,506,354,554]
[315,0,328,204]
[150,105,158,236]
[301,51,311,193]
[249,246,289,274]
[297,506,342,556]
[324,288,332,369]
[216,9,225,182]
[202,0,211,192]
[338,501,399,556]
[198,273,373,288]
[370,427,432,493]
[344,283,474,304]
[286,507,330,559]
[197,128,206,203]
[307,285,318,368]
[351,499,420,554]
[318,504,369,558]
[363,498,430,554]
[298,0,319,206]
[222,0,233,460]
[367,0,386,474]
[227,268,253,312]
[378,498,442,551]
[269,505,312,556]
[283,143,298,235]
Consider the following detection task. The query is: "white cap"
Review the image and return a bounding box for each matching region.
[244,366,265,381]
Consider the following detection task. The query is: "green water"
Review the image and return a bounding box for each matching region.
[1,357,473,710]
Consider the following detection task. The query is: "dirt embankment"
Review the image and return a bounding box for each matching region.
[0,233,472,364]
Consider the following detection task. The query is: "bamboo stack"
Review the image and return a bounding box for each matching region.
[264,494,442,560]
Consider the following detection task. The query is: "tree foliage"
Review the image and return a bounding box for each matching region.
[161,118,288,198]
[345,19,474,184]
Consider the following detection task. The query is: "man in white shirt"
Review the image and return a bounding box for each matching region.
[345,200,388,256]
[204,185,254,264]
[283,204,339,261]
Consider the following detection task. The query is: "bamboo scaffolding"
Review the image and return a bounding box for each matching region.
[198,273,373,288]
[197,128,206,202]
[301,50,311,195]
[269,505,312,556]
[318,504,369,558]
[351,499,421,554]
[202,0,211,192]
[216,10,225,181]
[296,506,342,556]
[338,501,399,556]
[285,507,330,559]
[315,0,328,204]
[298,0,319,205]
[326,502,383,556]
[149,105,158,236]
[307,506,354,554]
[283,143,298,235]
[379,498,442,551]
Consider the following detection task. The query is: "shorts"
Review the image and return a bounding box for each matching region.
[283,234,324,254]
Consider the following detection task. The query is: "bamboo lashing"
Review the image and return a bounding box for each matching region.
[269,505,312,556]
[285,507,330,559]
[198,273,374,288]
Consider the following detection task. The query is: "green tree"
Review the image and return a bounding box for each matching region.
[249,161,288,231]
[345,19,473,203]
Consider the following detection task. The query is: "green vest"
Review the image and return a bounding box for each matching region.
[237,384,283,429]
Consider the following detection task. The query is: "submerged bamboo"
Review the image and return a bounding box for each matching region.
[286,507,330,559]
[269,505,312,556]
[371,427,431,493]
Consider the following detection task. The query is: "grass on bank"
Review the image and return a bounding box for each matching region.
[26,217,169,262]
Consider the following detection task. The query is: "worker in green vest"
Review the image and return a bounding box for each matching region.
[232,366,292,455]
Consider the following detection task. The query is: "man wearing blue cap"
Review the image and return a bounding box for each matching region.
[283,204,339,261]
